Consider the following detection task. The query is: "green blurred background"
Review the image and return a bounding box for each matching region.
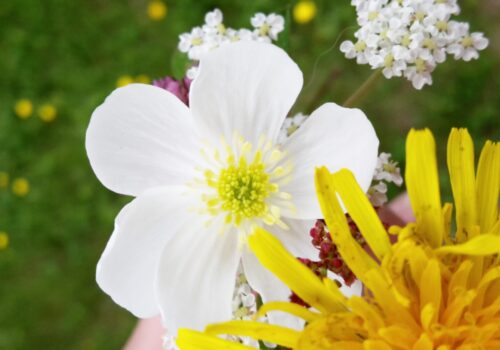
[0,0,498,348]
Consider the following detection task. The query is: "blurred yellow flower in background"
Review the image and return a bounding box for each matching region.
[38,103,57,123]
[12,178,30,197]
[116,75,135,88]
[14,99,33,119]
[0,172,9,189]
[147,0,167,21]
[0,232,9,250]
[135,74,151,84]
[293,1,317,24]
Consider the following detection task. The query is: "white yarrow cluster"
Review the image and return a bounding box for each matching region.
[341,0,489,89]
[368,152,403,207]
[179,9,284,79]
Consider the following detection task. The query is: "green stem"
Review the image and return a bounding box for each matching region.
[343,69,382,108]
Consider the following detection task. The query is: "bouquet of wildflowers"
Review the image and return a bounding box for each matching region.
[85,2,498,349]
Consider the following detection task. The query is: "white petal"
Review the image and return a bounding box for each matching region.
[242,249,304,330]
[280,103,379,219]
[96,187,193,318]
[86,84,200,197]
[266,218,317,260]
[189,41,303,145]
[156,223,241,333]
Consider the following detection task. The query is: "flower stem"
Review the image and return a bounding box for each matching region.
[343,69,382,108]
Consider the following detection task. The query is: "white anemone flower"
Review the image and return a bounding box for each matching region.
[86,41,379,333]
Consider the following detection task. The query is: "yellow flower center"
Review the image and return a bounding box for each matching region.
[368,11,378,21]
[259,23,270,37]
[354,41,366,52]
[215,152,274,220]
[462,36,474,48]
[194,135,294,229]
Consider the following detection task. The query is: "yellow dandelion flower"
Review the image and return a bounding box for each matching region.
[116,75,135,88]
[38,103,57,123]
[14,99,33,119]
[0,172,9,188]
[293,1,317,24]
[135,74,151,84]
[147,0,167,21]
[177,128,500,350]
[0,232,9,250]
[12,178,30,197]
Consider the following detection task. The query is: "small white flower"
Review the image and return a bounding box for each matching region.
[368,181,388,207]
[373,152,403,186]
[86,42,379,333]
[448,31,489,61]
[251,13,285,41]
[178,27,206,60]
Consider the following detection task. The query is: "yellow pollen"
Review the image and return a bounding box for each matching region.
[401,35,411,47]
[436,20,448,31]
[423,38,436,50]
[196,135,294,229]
[415,58,426,72]
[384,54,394,68]
[461,36,474,48]
[259,23,270,36]
[191,37,203,46]
[217,23,226,34]
[354,41,366,52]
[212,152,271,222]
[368,11,378,21]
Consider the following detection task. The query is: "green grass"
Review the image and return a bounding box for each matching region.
[0,0,498,348]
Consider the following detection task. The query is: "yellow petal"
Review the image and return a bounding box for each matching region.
[447,128,477,242]
[348,297,386,336]
[419,259,441,325]
[447,260,473,306]
[256,301,321,323]
[471,266,500,312]
[363,269,419,333]
[412,333,434,350]
[176,329,254,350]
[476,140,500,232]
[442,203,454,245]
[436,234,500,255]
[330,169,392,261]
[378,325,418,348]
[248,228,347,313]
[405,129,444,248]
[363,340,392,350]
[205,321,300,349]
[315,167,377,279]
[297,314,365,350]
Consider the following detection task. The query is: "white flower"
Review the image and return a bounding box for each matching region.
[342,0,489,89]
[368,152,403,206]
[368,181,388,207]
[86,42,379,333]
[373,152,403,185]
[251,13,285,41]
[447,31,489,61]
